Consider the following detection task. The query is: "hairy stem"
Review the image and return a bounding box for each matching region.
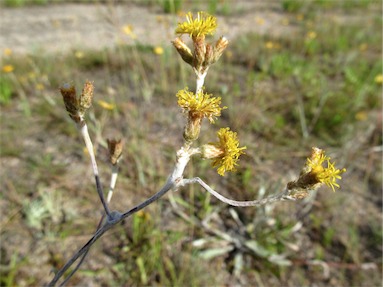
[78,121,111,217]
[181,177,295,206]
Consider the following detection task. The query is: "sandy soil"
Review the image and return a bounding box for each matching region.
[0,2,295,55]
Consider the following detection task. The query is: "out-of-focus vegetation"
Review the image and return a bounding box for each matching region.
[1,1,381,286]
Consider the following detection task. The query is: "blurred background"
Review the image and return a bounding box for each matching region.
[0,0,382,286]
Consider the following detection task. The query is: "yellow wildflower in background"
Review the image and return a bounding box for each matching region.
[122,25,137,39]
[374,74,383,84]
[36,83,45,91]
[265,41,274,49]
[176,87,225,123]
[175,11,217,38]
[153,46,164,55]
[203,128,246,176]
[359,43,368,52]
[97,100,116,111]
[255,17,265,25]
[2,65,14,73]
[307,31,317,40]
[4,48,12,56]
[75,51,85,59]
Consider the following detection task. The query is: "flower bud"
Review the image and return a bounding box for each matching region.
[183,115,202,142]
[172,38,193,66]
[212,36,229,63]
[60,83,81,123]
[79,80,94,114]
[193,36,206,73]
[107,138,123,165]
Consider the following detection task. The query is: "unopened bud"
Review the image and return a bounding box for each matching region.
[183,115,202,142]
[193,36,206,73]
[60,83,81,123]
[204,43,214,66]
[107,138,123,165]
[172,38,193,65]
[79,80,94,114]
[212,36,229,63]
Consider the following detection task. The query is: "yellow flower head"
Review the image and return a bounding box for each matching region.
[97,100,115,111]
[374,74,383,84]
[287,147,346,198]
[203,128,246,176]
[4,48,12,56]
[176,87,225,123]
[175,11,217,38]
[153,46,164,55]
[2,65,14,73]
[306,147,346,191]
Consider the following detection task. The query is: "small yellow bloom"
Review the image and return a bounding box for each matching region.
[2,65,14,73]
[4,48,12,56]
[97,100,115,111]
[28,72,36,79]
[122,24,137,39]
[306,148,346,191]
[307,31,317,40]
[176,87,225,123]
[265,41,274,49]
[355,111,367,121]
[374,74,383,84]
[153,46,164,55]
[359,43,368,52]
[296,14,304,21]
[175,11,217,38]
[205,128,246,176]
[75,51,84,59]
[35,83,45,90]
[255,17,265,25]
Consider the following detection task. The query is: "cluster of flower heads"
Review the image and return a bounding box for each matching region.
[173,12,247,176]
[58,11,346,189]
[173,12,346,186]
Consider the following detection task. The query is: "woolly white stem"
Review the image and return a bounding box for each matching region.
[181,177,296,206]
[106,165,119,203]
[196,71,207,94]
[78,121,111,217]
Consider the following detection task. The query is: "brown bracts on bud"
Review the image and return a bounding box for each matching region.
[60,81,95,123]
[107,139,123,165]
[204,43,214,66]
[183,114,202,142]
[79,80,94,114]
[212,36,229,64]
[193,36,206,74]
[60,83,81,123]
[172,38,193,66]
